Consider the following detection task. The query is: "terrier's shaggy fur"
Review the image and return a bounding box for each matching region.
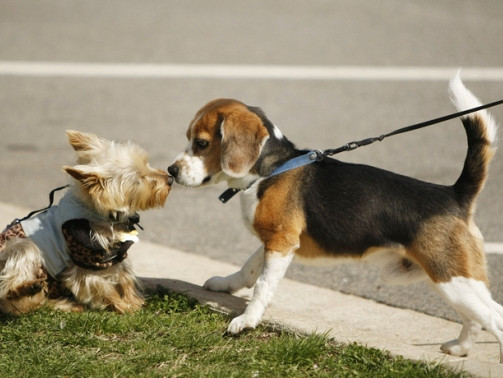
[0,130,172,315]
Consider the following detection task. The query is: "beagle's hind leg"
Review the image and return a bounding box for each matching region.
[433,277,503,363]
[366,248,427,285]
[440,315,481,358]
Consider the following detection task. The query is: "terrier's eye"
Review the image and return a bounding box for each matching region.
[194,139,209,149]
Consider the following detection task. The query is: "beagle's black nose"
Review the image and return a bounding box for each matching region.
[167,165,179,178]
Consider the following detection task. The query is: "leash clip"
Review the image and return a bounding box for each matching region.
[311,150,325,161]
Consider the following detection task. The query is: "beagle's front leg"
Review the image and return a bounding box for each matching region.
[227,250,294,334]
[204,246,265,293]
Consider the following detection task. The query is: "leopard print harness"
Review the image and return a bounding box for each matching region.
[1,219,134,272]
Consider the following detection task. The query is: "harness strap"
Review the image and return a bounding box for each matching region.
[218,188,241,203]
[62,218,133,270]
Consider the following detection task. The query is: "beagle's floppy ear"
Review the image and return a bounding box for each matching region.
[220,110,269,178]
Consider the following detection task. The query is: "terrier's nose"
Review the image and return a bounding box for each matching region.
[167,165,179,178]
[167,175,174,185]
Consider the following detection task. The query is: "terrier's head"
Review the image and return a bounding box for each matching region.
[63,130,172,221]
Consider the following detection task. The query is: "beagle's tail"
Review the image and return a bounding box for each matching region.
[450,74,498,208]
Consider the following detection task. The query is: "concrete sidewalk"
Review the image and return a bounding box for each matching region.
[1,202,502,377]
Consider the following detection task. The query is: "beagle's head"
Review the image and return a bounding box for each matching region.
[168,99,270,187]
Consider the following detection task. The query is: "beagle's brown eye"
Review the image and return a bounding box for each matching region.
[194,139,209,149]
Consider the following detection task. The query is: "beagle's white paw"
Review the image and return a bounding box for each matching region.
[203,276,233,293]
[440,339,470,357]
[227,314,259,334]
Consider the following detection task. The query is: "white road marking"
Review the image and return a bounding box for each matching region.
[485,243,503,255]
[0,64,502,247]
[0,61,503,81]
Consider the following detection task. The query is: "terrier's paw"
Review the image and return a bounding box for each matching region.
[440,339,470,357]
[227,314,259,335]
[7,281,46,299]
[203,276,233,293]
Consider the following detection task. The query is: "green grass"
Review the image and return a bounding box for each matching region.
[0,289,467,377]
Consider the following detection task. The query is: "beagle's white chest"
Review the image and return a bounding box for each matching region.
[239,182,261,235]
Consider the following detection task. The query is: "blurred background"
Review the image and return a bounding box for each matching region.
[1,0,502,321]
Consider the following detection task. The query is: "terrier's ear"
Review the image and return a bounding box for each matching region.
[66,130,105,152]
[63,166,103,189]
[220,111,269,178]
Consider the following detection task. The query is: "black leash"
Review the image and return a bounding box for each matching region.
[219,98,503,204]
[322,98,503,157]
[7,184,145,231]
[8,184,70,227]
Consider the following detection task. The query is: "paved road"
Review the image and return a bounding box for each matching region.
[1,0,503,322]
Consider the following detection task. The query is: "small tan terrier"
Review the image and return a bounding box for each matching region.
[0,130,172,315]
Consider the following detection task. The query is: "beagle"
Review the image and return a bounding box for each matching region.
[168,76,503,362]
